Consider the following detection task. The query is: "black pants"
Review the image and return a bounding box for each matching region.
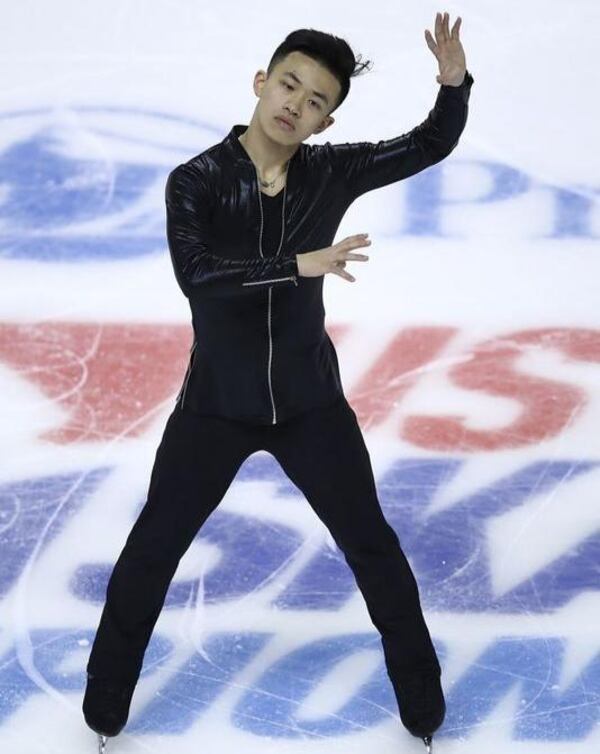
[86,394,441,699]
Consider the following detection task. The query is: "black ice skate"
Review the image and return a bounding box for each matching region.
[82,672,137,751]
[395,667,446,752]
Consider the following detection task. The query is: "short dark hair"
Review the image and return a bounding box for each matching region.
[266,28,373,114]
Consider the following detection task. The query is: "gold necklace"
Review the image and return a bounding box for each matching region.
[257,159,290,189]
[240,134,289,189]
[258,168,286,189]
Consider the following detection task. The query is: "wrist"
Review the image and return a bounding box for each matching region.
[441,69,472,88]
[439,70,474,103]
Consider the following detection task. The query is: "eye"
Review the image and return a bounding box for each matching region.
[281,82,321,108]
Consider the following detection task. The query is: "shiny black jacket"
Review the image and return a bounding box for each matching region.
[165,71,474,425]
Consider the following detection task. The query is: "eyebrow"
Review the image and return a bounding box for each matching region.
[282,70,330,106]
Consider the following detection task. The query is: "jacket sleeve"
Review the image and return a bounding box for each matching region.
[165,162,299,299]
[327,70,474,199]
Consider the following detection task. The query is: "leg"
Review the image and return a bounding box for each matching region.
[85,404,257,684]
[265,397,441,682]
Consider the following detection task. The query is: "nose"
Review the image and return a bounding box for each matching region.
[286,100,300,117]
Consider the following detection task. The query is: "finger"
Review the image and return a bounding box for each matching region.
[424,29,438,55]
[443,12,450,40]
[438,11,448,43]
[331,267,355,282]
[343,235,371,249]
[451,16,461,39]
[434,11,442,44]
[335,236,357,252]
[343,253,369,261]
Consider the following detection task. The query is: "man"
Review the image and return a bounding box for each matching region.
[83,13,473,754]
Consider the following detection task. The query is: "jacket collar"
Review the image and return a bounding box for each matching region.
[224,124,253,164]
[224,123,303,167]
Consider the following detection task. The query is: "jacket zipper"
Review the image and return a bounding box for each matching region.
[254,164,291,425]
[177,338,197,409]
[243,276,297,286]
[178,160,293,418]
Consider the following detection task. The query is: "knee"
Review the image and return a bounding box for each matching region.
[341,522,401,561]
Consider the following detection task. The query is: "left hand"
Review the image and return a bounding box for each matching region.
[424,11,467,86]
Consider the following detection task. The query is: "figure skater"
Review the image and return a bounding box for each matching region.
[83,13,473,753]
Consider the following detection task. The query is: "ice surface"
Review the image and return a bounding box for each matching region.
[0,2,598,753]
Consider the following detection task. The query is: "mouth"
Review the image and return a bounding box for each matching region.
[275,116,295,132]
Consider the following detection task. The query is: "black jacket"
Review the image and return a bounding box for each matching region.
[165,70,474,425]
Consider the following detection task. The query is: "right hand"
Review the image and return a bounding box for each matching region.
[296,233,371,283]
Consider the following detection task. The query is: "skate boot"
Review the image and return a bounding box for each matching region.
[82,672,137,749]
[395,667,446,752]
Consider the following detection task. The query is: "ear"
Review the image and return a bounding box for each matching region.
[313,115,335,135]
[253,69,268,96]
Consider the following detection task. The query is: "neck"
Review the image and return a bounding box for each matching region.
[238,116,299,179]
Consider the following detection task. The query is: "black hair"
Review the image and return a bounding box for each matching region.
[266,28,373,114]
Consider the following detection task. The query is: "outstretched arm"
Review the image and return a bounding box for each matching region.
[165,162,299,299]
[327,12,473,199]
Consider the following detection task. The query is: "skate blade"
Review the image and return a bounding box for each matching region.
[97,733,108,753]
[422,735,432,752]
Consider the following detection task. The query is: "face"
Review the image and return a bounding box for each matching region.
[252,50,341,144]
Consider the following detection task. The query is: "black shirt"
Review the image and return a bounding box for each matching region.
[260,188,285,257]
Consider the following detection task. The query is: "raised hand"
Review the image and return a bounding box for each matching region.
[424,11,467,87]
